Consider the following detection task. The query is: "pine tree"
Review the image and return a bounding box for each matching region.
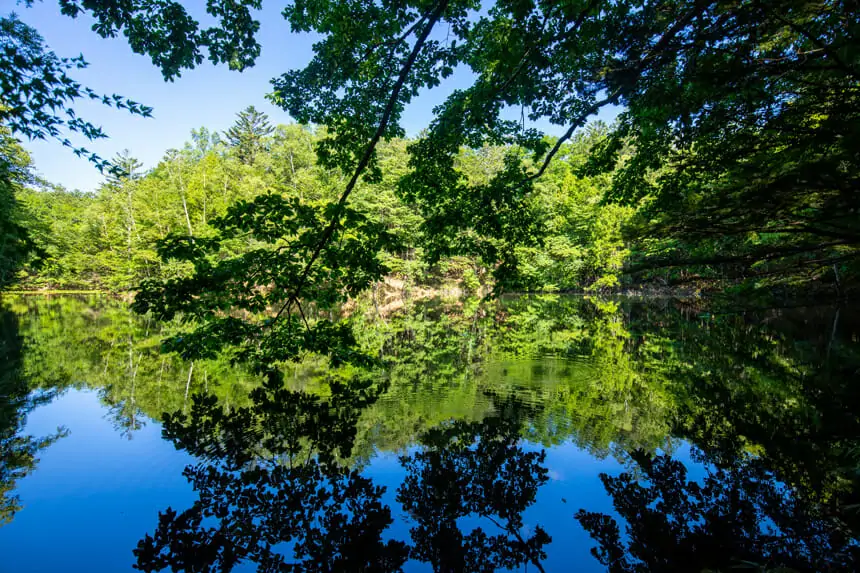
[106,149,144,186]
[224,106,274,165]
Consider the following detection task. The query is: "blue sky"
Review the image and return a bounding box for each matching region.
[15,1,620,192]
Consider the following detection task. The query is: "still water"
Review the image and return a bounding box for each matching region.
[0,294,858,572]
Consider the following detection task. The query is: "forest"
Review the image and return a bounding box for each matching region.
[2,0,858,306]
[3,113,635,294]
[3,96,858,299]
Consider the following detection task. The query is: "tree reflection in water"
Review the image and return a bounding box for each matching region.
[134,370,409,571]
[576,448,859,572]
[398,401,550,572]
[134,373,551,572]
[0,309,67,526]
[3,295,860,570]
[131,299,860,571]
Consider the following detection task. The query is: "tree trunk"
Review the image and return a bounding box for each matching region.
[184,361,194,409]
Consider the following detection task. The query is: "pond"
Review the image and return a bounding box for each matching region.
[1,294,858,572]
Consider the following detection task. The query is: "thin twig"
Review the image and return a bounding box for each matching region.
[297,301,311,333]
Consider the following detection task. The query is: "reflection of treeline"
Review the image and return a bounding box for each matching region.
[565,299,860,571]
[135,372,552,572]
[133,306,860,572]
[6,296,860,485]
[6,295,261,438]
[9,295,858,485]
[577,446,860,572]
[0,308,66,526]
[5,294,860,566]
[10,294,666,459]
[349,294,678,459]
[646,302,860,532]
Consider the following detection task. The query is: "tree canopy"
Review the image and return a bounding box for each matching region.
[0,127,40,287]
[0,11,152,169]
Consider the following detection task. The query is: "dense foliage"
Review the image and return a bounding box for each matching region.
[8,114,629,294]
[594,0,860,290]
[0,126,41,287]
[2,0,856,303]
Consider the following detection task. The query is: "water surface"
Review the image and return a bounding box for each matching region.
[1,295,857,571]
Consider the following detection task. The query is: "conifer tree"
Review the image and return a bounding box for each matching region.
[106,150,144,186]
[224,106,274,165]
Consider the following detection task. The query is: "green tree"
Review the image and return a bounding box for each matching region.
[269,0,859,294]
[106,149,144,185]
[1,0,261,289]
[587,0,860,293]
[10,0,859,299]
[224,106,274,165]
[0,126,40,287]
[132,0,855,376]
